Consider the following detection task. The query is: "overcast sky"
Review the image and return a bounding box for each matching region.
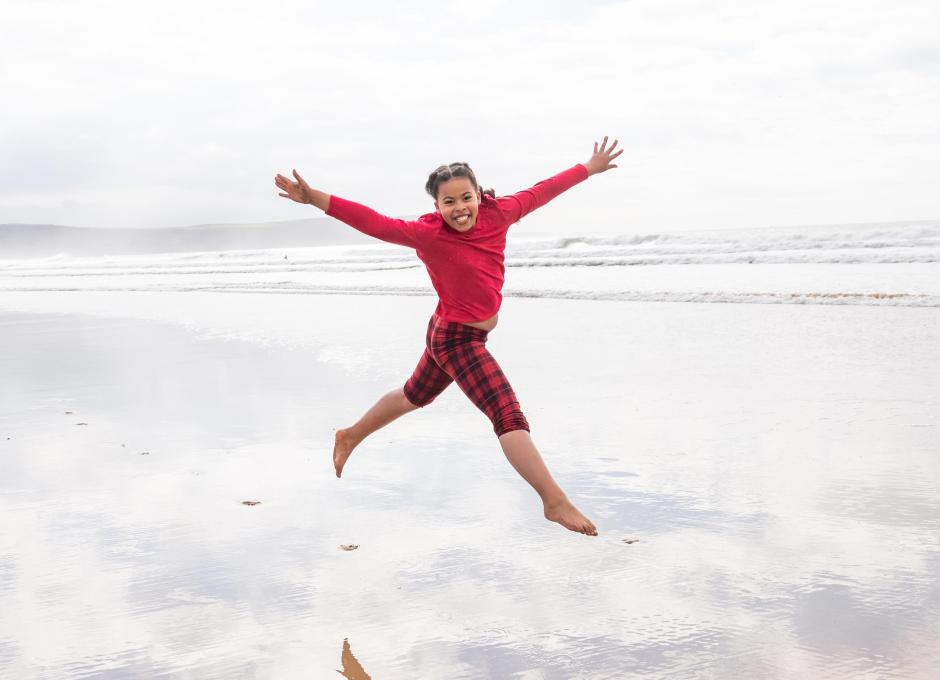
[1,0,938,234]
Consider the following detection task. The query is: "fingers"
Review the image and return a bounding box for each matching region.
[275,172,300,201]
[292,168,311,189]
[594,136,620,157]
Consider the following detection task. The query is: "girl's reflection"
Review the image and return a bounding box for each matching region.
[336,638,371,679]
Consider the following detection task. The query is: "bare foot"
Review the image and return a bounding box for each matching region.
[333,428,358,478]
[544,497,598,536]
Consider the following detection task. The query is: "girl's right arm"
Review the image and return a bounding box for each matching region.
[274,169,419,249]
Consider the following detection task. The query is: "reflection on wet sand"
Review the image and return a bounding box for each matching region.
[336,638,371,679]
[1,303,939,678]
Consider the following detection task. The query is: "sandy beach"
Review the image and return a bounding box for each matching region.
[1,286,938,678]
[5,0,940,673]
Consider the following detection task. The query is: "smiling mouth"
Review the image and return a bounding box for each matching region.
[454,214,471,226]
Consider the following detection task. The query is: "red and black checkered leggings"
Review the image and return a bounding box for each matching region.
[403,314,530,437]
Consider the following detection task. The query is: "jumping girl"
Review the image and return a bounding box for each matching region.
[274,137,622,536]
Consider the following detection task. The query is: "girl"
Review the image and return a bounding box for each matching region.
[274,137,622,536]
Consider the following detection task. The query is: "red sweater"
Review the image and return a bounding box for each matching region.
[326,164,589,323]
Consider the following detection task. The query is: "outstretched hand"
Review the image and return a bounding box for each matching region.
[274,169,329,211]
[274,169,315,204]
[583,136,623,176]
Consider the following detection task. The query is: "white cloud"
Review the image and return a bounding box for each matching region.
[1,0,938,231]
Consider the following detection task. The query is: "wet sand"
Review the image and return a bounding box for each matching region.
[1,295,939,678]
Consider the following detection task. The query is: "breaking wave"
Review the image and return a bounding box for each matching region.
[2,220,938,307]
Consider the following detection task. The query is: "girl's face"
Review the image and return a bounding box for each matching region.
[435,177,481,233]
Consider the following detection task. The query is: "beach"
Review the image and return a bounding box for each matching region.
[5,0,940,671]
[1,221,939,678]
[1,287,938,678]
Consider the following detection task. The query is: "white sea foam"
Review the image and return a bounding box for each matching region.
[2,220,938,307]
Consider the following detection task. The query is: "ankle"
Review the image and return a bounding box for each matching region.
[541,492,570,509]
[337,427,361,447]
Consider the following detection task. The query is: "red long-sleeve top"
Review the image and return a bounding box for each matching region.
[326,164,589,323]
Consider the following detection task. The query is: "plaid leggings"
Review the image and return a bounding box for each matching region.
[403,314,530,437]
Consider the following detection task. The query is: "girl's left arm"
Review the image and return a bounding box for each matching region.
[498,137,622,224]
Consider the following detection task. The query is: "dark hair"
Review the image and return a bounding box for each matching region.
[425,162,496,200]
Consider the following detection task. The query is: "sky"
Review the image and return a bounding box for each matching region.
[1,0,939,234]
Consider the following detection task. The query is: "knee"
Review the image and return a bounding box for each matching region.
[493,408,530,437]
[398,388,420,410]
[402,382,433,408]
